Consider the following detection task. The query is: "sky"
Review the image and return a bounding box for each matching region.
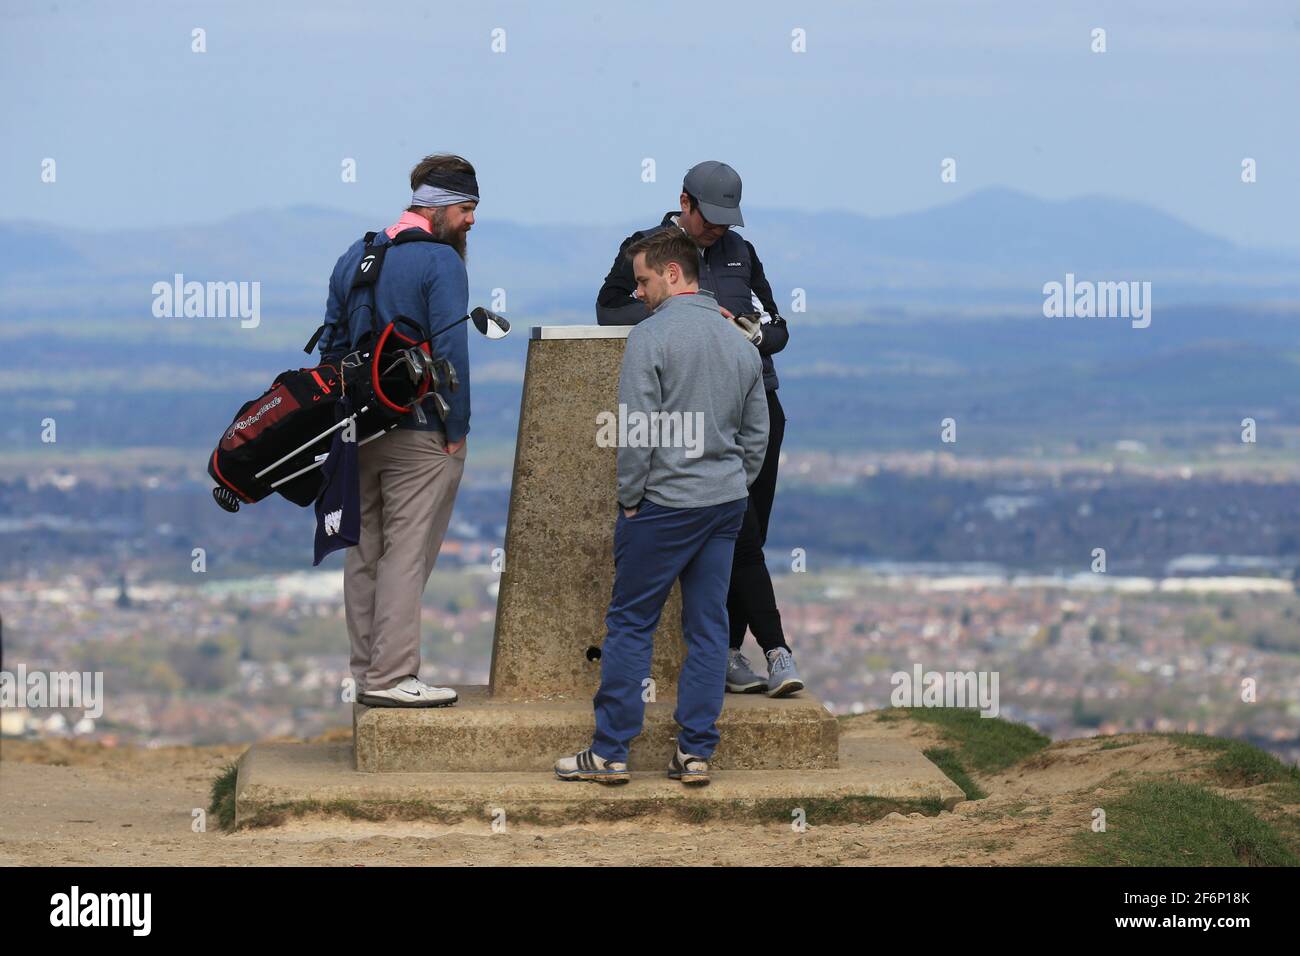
[3,0,1297,251]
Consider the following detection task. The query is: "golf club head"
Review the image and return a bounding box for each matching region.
[430,392,451,421]
[471,306,510,339]
[402,347,429,386]
[439,358,459,391]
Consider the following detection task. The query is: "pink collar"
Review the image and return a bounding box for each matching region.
[384,210,433,240]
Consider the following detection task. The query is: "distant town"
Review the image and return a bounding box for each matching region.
[3,451,1298,767]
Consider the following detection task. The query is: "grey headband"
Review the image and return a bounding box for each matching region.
[412,184,478,207]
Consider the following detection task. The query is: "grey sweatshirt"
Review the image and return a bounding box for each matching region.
[615,289,769,509]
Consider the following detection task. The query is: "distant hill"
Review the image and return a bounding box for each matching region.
[4,188,1298,460]
[2,187,1297,327]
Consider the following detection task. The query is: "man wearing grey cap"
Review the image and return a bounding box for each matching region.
[596,161,804,702]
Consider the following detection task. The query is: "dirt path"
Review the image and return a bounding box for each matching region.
[0,720,1227,866]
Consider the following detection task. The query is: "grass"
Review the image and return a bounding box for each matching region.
[1071,779,1299,866]
[898,707,1051,775]
[860,712,1300,864]
[843,707,1051,803]
[1162,732,1300,790]
[922,747,987,800]
[208,761,239,831]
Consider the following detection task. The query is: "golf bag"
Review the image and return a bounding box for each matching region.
[207,229,457,513]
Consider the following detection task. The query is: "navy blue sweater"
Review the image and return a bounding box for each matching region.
[318,229,470,442]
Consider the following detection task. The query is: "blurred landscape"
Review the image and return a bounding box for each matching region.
[3,187,1299,764]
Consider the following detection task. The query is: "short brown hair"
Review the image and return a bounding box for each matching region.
[626,229,699,283]
[408,153,476,192]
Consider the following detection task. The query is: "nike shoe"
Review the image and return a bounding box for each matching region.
[668,748,710,786]
[359,676,458,708]
[554,748,629,785]
[765,648,805,698]
[726,649,767,693]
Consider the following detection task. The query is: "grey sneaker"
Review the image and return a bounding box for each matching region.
[726,649,768,693]
[765,648,804,698]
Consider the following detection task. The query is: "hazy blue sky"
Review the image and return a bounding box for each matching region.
[4,0,1296,251]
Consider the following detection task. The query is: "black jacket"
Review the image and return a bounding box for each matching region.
[595,212,788,391]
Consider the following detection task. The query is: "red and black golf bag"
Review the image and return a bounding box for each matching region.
[207,229,456,513]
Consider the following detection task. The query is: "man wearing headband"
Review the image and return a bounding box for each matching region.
[316,153,478,709]
[595,161,803,702]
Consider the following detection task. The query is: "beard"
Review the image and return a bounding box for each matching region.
[431,207,469,261]
[641,284,668,311]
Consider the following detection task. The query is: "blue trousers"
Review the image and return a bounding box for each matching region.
[591,496,748,763]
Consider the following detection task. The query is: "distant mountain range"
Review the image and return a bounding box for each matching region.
[3,188,1297,332]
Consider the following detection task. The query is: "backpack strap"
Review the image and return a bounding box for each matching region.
[349,231,386,291]
[349,228,438,291]
[302,324,328,355]
[305,229,443,354]
[391,229,440,246]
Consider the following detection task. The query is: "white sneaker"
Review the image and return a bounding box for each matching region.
[359,676,458,708]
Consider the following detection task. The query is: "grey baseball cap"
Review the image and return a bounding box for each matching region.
[682,161,744,227]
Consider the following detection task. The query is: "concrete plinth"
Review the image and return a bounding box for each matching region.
[233,733,964,829]
[352,686,838,773]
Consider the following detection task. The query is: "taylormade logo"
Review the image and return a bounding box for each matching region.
[1042,273,1152,328]
[226,395,282,440]
[50,886,151,936]
[152,273,261,329]
[595,404,705,458]
[0,666,104,719]
[323,508,343,536]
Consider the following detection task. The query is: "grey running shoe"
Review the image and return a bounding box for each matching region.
[668,748,710,786]
[554,748,629,785]
[765,648,805,698]
[726,649,768,693]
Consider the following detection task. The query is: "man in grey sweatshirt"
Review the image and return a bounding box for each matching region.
[555,229,769,786]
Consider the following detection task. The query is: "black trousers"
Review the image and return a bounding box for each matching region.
[727,388,788,652]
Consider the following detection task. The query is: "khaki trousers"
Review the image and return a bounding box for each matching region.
[345,428,466,692]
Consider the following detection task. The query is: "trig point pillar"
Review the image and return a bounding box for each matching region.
[489,325,687,699]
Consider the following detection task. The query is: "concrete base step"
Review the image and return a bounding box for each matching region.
[234,734,964,828]
[352,685,839,773]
